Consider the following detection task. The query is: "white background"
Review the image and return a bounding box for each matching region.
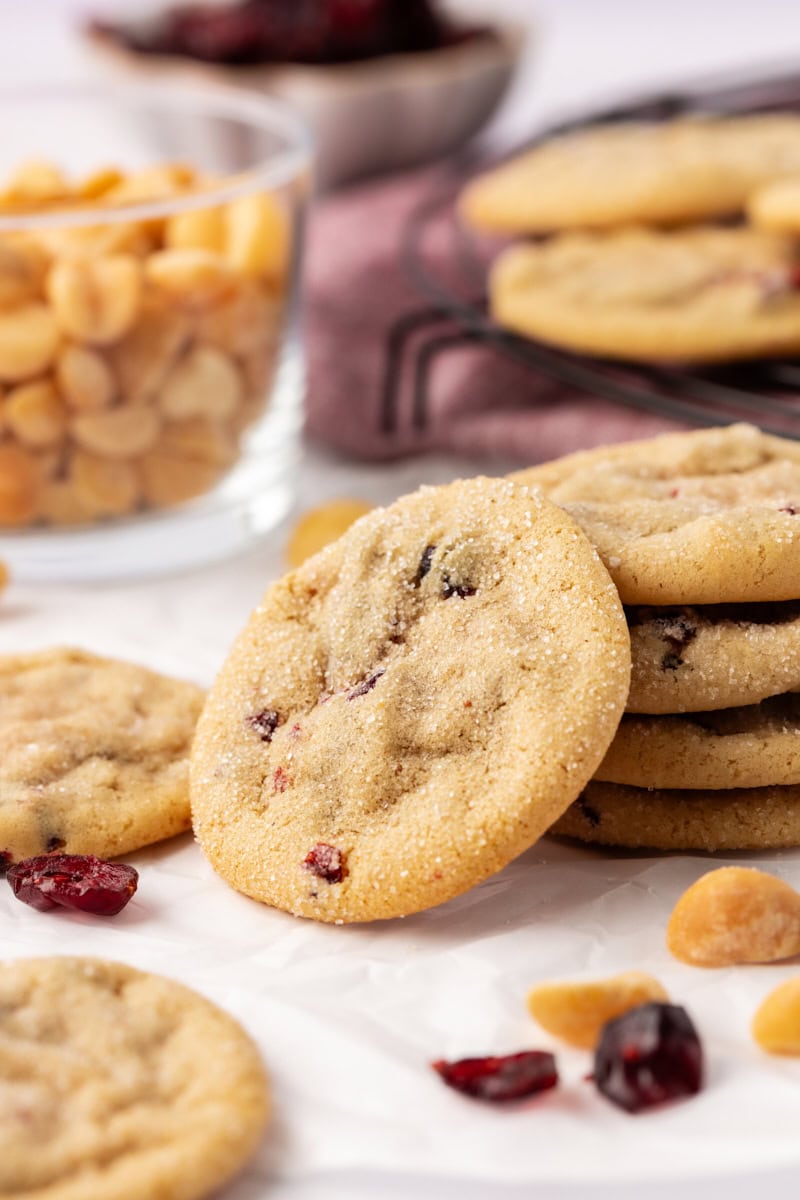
[3,2,800,1198]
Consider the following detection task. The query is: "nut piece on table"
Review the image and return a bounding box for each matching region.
[286,499,373,569]
[527,971,669,1049]
[753,977,800,1054]
[667,866,800,967]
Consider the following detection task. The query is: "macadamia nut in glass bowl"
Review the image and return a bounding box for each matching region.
[0,82,310,579]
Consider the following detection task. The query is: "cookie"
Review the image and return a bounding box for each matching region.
[0,647,204,861]
[460,114,800,234]
[0,956,269,1200]
[191,477,630,923]
[514,424,800,604]
[514,422,800,498]
[490,227,800,362]
[627,601,800,713]
[551,780,800,851]
[748,176,800,233]
[596,693,800,789]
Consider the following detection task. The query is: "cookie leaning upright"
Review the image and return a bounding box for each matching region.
[0,647,205,861]
[191,477,630,923]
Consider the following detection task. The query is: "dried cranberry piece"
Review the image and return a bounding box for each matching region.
[441,575,476,600]
[7,854,138,916]
[0,850,12,876]
[433,1051,558,1103]
[347,669,384,699]
[303,842,346,883]
[247,708,281,742]
[414,543,436,586]
[594,1003,703,1113]
[577,795,601,828]
[780,505,800,515]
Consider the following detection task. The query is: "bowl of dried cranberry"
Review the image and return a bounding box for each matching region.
[85,0,525,190]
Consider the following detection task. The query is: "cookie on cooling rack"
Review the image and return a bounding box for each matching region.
[552,781,800,852]
[191,477,630,923]
[460,113,800,234]
[627,601,800,714]
[0,957,269,1200]
[596,693,800,790]
[0,647,204,861]
[514,424,800,605]
[490,226,800,363]
[749,176,800,233]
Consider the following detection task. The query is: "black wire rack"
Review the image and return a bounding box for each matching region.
[382,66,800,439]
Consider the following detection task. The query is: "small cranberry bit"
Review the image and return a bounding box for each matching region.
[247,708,281,742]
[780,505,800,515]
[414,543,436,586]
[303,842,346,884]
[593,1002,703,1113]
[441,575,477,599]
[7,854,138,916]
[347,669,385,700]
[433,1051,558,1103]
[272,765,291,793]
[0,850,12,876]
[577,795,601,828]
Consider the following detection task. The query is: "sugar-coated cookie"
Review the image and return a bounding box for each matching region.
[552,780,800,851]
[0,647,204,861]
[627,601,800,713]
[596,694,800,789]
[0,956,269,1200]
[514,425,800,604]
[192,477,630,923]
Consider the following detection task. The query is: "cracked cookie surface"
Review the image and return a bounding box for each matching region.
[627,601,800,713]
[191,477,630,923]
[0,956,269,1200]
[514,424,800,604]
[0,647,204,861]
[553,780,800,851]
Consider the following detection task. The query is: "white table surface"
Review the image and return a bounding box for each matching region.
[5,2,800,1197]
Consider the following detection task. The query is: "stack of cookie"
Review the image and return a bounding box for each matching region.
[516,423,800,852]
[459,113,800,363]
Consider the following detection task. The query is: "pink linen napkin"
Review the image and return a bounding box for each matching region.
[304,166,688,464]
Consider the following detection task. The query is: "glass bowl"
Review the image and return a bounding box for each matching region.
[0,81,311,581]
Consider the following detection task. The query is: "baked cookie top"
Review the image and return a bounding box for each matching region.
[514,425,800,604]
[460,114,800,234]
[596,693,800,790]
[0,956,269,1200]
[627,601,800,713]
[553,780,800,852]
[490,227,800,362]
[191,477,630,923]
[0,647,204,861]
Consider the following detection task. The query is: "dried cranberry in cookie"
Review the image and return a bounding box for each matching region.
[191,477,630,922]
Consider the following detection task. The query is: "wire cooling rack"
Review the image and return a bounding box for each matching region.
[383,67,800,438]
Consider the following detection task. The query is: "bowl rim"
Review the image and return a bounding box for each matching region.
[0,79,313,232]
[86,20,528,93]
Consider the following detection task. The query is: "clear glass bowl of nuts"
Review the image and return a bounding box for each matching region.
[0,82,310,580]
